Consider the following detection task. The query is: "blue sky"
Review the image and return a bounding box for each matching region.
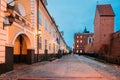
[46,0,120,47]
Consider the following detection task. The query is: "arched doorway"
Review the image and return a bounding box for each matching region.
[14,35,27,63]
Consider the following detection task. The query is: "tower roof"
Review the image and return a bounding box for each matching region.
[97,4,115,16]
[83,27,89,33]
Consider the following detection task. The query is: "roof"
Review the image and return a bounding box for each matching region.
[97,4,115,16]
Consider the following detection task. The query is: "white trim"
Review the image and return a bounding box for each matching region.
[12,32,32,46]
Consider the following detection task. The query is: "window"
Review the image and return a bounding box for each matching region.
[39,10,42,25]
[77,45,79,48]
[45,19,48,30]
[39,37,42,49]
[80,40,82,43]
[80,36,82,38]
[76,50,79,53]
[77,36,79,38]
[84,36,86,38]
[88,37,92,44]
[45,39,47,49]
[53,31,56,37]
[80,50,82,53]
[77,40,79,43]
[80,45,82,48]
[49,26,52,34]
[49,44,51,51]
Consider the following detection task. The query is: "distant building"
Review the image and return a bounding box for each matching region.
[86,4,120,57]
[73,28,94,54]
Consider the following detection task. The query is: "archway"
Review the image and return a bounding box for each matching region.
[13,34,31,63]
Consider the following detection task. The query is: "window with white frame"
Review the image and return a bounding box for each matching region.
[88,37,92,44]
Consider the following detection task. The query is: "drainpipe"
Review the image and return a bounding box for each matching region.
[37,0,39,62]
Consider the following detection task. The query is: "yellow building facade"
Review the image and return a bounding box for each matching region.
[0,0,68,74]
[38,1,68,54]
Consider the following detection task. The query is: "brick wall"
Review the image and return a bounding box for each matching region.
[110,31,120,56]
[94,5,114,53]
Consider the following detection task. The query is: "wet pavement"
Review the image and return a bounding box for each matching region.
[0,54,120,80]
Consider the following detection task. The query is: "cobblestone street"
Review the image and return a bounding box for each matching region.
[0,54,120,80]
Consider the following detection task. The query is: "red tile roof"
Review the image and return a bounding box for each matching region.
[97,4,115,16]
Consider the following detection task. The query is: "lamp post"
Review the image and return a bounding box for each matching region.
[37,29,41,62]
[37,0,40,62]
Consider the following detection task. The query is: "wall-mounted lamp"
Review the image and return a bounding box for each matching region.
[3,14,14,29]
[38,29,41,35]
[3,0,18,29]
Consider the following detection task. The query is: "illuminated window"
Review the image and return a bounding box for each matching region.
[80,36,82,38]
[77,36,79,38]
[77,45,79,48]
[80,50,82,53]
[76,50,79,53]
[77,40,79,43]
[80,40,82,43]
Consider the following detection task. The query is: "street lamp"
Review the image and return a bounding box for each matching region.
[3,14,14,29]
[38,29,41,35]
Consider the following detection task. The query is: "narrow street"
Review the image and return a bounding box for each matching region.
[0,54,120,80]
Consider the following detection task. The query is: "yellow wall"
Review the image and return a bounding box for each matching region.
[37,1,69,54]
[15,0,31,22]
[7,0,35,49]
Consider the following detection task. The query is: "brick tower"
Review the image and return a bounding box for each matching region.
[94,4,115,53]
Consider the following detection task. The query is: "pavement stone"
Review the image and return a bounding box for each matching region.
[0,54,119,80]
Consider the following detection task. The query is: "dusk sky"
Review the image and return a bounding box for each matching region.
[46,0,120,48]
